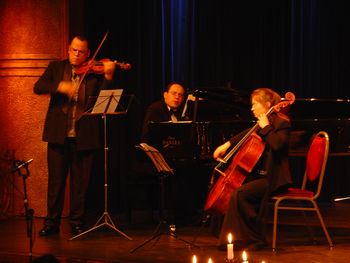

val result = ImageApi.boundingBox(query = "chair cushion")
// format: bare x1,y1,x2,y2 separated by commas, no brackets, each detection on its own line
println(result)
306,136,325,182
286,187,314,197
273,188,314,198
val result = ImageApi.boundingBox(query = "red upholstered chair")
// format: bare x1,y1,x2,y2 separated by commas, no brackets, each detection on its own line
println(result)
271,131,333,251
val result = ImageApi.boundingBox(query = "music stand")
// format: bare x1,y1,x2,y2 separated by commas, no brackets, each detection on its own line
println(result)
70,89,132,241
130,143,199,253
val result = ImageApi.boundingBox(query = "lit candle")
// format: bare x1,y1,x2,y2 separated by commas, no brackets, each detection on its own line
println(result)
227,233,234,260
208,257,213,263
242,250,249,263
192,255,197,263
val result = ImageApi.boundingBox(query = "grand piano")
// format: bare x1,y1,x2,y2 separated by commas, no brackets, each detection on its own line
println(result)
148,88,350,159
147,87,350,201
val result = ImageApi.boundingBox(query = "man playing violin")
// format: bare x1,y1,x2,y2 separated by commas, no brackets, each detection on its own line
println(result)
214,88,292,251
34,35,117,236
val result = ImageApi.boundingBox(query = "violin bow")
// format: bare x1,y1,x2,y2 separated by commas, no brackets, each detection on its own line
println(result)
89,31,109,63
75,31,109,88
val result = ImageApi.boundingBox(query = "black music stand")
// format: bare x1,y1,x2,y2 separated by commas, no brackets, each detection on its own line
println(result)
70,90,132,241
130,143,199,253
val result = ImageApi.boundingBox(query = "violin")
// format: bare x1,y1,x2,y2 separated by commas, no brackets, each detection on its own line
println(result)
74,58,131,75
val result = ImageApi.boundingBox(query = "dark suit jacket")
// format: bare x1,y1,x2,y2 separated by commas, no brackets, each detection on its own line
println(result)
34,59,115,150
140,100,185,142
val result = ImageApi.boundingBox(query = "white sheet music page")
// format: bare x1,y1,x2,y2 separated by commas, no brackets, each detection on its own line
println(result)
91,89,123,113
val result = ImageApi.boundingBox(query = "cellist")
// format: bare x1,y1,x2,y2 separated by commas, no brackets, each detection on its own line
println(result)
215,88,292,251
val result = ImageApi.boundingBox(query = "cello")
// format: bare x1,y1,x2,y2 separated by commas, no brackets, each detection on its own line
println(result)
204,92,295,215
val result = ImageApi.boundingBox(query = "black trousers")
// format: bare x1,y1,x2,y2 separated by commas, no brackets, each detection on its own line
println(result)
45,139,94,227
218,175,269,245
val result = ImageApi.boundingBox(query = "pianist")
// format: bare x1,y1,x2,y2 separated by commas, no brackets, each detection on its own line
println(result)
139,82,198,226
140,82,188,142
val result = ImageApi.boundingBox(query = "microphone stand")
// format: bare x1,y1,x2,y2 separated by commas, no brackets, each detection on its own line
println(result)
14,161,34,263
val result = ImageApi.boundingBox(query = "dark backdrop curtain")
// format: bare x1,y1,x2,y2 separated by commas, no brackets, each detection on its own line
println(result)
81,0,350,102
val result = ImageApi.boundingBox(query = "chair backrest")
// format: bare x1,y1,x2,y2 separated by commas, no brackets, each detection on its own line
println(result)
136,143,174,176
302,131,329,199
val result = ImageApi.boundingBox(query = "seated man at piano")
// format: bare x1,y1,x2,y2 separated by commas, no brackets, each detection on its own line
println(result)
139,82,198,226
213,87,293,251
140,82,189,142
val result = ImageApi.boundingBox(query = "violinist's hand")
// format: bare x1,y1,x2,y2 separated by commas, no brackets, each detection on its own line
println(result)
213,141,231,160
257,113,269,129
103,60,116,80
57,81,75,100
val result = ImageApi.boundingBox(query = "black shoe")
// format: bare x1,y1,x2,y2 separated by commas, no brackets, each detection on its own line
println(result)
39,225,60,236
71,225,84,234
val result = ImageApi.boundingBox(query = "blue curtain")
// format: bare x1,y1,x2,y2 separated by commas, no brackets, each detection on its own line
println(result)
83,0,350,100
160,0,195,90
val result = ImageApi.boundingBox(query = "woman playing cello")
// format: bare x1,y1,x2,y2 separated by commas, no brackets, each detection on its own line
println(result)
215,88,293,251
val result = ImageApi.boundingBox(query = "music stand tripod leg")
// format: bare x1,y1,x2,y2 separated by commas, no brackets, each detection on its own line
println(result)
70,212,133,241
129,173,200,253
190,212,211,245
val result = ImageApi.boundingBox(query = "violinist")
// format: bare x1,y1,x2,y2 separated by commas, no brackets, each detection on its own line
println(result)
34,35,117,236
215,88,292,251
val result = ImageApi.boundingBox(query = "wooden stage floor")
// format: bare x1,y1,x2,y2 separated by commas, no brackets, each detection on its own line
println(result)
0,202,350,263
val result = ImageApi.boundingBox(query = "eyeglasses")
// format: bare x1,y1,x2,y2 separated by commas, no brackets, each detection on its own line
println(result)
69,47,88,56
168,91,184,98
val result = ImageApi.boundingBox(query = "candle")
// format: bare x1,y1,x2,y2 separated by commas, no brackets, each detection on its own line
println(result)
208,257,213,263
242,250,249,263
192,255,197,263
227,233,234,260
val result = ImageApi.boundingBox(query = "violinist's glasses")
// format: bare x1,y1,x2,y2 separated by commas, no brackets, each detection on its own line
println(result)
168,91,184,98
69,46,88,56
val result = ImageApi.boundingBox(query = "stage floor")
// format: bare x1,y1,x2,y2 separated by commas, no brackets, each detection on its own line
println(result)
0,202,349,263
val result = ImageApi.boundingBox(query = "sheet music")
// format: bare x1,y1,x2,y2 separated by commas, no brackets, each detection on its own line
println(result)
91,89,123,113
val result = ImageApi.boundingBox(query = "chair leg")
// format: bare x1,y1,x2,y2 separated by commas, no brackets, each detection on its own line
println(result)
272,200,280,252
312,201,334,249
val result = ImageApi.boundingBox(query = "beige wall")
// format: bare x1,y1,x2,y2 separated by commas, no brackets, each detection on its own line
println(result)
0,0,69,217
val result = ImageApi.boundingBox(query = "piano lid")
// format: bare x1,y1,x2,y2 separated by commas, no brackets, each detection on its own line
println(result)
186,94,350,154
186,86,252,121
287,98,350,120
187,87,350,122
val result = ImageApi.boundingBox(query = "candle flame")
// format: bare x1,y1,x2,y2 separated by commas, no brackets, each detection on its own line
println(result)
242,250,248,260
192,255,197,263
208,257,213,263
227,233,232,243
